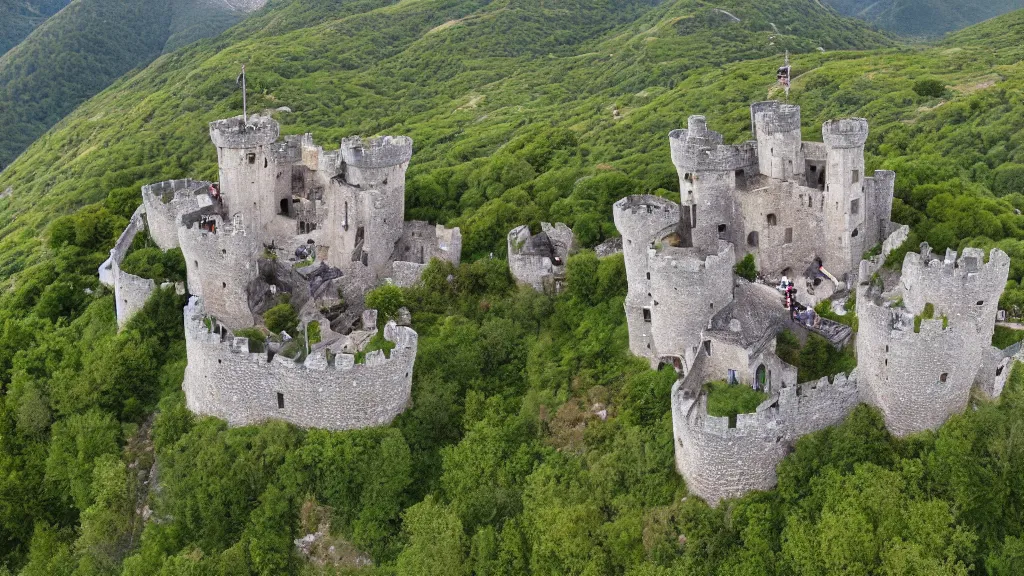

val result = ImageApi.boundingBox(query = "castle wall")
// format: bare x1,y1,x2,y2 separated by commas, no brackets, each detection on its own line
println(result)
614,196,681,360
141,179,210,250
395,220,462,267
672,354,859,505
178,217,259,330
861,170,895,253
107,206,156,329
738,180,825,279
648,241,735,362
181,298,415,430
507,225,552,291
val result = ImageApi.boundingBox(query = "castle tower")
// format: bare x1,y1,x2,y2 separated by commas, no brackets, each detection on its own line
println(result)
208,114,281,240
856,245,1009,436
613,195,680,361
323,136,412,280
750,101,804,182
669,116,755,252
822,118,869,282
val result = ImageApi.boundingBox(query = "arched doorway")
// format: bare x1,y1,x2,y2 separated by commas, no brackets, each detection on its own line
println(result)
755,364,767,391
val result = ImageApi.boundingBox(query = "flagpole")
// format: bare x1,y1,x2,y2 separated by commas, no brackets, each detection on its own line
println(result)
241,64,247,125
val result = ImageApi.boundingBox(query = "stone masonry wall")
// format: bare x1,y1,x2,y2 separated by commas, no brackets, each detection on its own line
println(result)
182,298,416,430
108,206,156,329
857,246,1009,436
614,196,681,361
141,179,211,250
179,217,259,330
672,356,859,505
649,241,735,362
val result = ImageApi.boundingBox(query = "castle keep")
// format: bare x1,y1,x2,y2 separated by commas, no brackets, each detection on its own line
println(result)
101,113,461,430
618,101,1013,505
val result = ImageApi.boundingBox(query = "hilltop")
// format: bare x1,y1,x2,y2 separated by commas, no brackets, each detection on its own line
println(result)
0,0,70,55
0,0,266,171
824,0,1024,36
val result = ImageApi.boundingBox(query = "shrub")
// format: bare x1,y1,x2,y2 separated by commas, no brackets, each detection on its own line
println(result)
704,380,767,418
912,78,945,98
365,284,405,326
264,303,299,335
734,253,757,282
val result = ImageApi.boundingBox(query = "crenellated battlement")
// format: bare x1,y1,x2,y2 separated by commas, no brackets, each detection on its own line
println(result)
900,244,1010,319
669,116,757,173
182,297,417,430
672,363,859,505
340,135,413,169
209,114,280,149
650,239,734,273
750,101,801,136
822,118,869,149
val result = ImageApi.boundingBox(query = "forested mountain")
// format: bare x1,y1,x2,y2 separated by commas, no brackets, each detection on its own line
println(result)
0,0,70,56
823,0,1024,36
3,0,1024,573
0,0,264,172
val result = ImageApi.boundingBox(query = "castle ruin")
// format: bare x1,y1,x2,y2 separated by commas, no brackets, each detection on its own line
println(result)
101,113,461,430
620,101,1014,505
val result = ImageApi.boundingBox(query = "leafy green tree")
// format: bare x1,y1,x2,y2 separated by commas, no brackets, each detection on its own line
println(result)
913,79,945,97
395,496,468,576
365,284,406,326
735,254,757,282
263,303,299,335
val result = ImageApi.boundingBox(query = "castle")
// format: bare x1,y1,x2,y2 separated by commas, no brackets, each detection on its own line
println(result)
617,102,1015,505
100,113,460,431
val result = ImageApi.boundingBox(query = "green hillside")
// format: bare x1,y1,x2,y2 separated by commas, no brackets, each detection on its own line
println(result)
0,0,259,171
5,0,1024,574
824,0,1024,36
0,0,70,56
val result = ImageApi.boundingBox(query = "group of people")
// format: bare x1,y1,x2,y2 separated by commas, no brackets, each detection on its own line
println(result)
778,276,820,328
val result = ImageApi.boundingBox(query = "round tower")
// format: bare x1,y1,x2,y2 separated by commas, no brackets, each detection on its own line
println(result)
334,136,413,279
208,114,281,241
669,116,750,252
613,195,680,361
648,240,735,366
750,101,803,182
856,246,1010,436
822,118,869,281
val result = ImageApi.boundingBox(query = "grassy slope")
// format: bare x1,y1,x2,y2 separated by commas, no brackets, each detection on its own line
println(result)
0,0,70,55
0,0,262,172
0,0,889,279
824,0,1024,36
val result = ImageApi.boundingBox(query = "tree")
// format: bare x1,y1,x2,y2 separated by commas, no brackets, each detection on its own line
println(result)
263,303,299,335
395,496,467,576
912,79,945,98
365,284,405,326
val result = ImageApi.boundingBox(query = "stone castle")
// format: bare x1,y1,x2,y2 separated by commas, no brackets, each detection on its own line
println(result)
100,113,460,430
99,100,1017,504
615,101,1014,505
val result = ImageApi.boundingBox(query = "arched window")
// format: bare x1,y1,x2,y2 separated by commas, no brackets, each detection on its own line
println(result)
747,231,759,247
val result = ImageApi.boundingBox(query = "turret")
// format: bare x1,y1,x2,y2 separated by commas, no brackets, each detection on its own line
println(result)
750,101,803,182
856,245,1009,436
208,114,281,240
822,118,869,281
613,195,680,361
326,136,413,279
669,116,756,252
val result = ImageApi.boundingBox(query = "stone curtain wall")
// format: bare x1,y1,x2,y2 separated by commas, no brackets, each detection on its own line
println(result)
672,360,860,505
182,298,416,430
109,205,156,329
